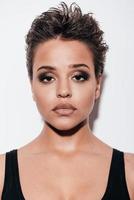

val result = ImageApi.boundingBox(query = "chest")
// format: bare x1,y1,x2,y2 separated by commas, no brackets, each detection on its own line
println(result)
18,153,111,200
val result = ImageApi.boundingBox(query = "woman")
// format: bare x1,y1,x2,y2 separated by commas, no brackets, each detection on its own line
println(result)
0,2,134,199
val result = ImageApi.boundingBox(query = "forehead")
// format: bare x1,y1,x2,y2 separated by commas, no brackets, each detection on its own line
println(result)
33,39,94,71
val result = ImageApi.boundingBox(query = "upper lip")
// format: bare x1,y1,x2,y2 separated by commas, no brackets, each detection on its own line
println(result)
52,103,76,111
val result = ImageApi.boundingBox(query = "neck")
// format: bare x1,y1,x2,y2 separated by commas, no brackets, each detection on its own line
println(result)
35,119,96,154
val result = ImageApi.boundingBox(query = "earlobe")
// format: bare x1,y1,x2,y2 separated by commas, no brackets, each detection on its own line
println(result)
95,75,102,100
95,86,101,100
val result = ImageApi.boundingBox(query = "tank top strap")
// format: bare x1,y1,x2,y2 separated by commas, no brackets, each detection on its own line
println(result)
102,148,130,200
2,150,14,198
1,149,25,200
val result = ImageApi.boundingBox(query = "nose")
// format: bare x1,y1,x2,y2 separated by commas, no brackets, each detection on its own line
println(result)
56,79,72,98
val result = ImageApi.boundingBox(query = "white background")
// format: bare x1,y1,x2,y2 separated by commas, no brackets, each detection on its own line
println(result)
0,0,134,153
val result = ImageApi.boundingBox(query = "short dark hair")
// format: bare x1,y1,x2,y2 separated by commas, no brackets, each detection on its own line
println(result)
25,1,108,81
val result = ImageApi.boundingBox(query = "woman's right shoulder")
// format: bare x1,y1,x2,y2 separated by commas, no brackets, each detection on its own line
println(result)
0,153,6,198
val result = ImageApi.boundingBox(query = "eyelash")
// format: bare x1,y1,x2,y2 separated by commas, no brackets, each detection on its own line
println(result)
37,71,90,84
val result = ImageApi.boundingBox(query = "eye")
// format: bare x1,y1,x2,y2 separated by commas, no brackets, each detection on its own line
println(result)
38,73,54,83
72,71,90,82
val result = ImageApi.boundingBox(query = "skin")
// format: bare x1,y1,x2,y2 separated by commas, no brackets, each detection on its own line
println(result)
30,38,102,153
0,38,134,199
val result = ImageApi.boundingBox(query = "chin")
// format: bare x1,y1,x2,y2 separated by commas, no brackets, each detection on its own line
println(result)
50,120,77,130
44,117,86,136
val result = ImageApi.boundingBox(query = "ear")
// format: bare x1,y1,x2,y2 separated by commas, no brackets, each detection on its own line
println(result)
95,75,103,100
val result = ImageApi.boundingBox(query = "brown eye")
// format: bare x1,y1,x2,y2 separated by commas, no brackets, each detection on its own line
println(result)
38,73,54,83
73,71,90,82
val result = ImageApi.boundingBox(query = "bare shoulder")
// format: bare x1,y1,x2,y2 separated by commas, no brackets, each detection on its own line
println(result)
0,153,6,198
124,152,134,200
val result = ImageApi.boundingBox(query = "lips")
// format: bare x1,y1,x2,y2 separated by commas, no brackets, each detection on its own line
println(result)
53,108,76,115
52,103,76,115
52,103,76,111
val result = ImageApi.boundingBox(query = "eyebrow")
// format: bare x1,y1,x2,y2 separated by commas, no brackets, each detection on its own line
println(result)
37,64,90,72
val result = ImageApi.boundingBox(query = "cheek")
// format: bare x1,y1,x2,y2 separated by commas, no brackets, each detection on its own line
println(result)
74,86,96,114
32,85,55,116
33,83,55,102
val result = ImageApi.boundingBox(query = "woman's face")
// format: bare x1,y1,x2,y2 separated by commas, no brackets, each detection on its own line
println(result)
31,39,102,130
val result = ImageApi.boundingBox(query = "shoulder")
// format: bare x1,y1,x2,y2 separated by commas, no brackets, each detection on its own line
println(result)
124,152,134,200
0,153,6,198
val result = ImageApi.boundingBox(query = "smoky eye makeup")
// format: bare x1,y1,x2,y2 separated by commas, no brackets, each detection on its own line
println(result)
37,72,52,83
37,70,90,84
73,71,90,82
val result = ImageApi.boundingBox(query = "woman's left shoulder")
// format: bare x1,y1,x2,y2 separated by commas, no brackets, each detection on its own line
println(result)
124,151,134,199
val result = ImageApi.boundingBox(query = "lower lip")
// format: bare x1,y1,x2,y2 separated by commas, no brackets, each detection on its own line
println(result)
53,109,76,115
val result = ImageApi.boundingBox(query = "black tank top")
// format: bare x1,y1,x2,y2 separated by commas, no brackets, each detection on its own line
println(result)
1,148,131,200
